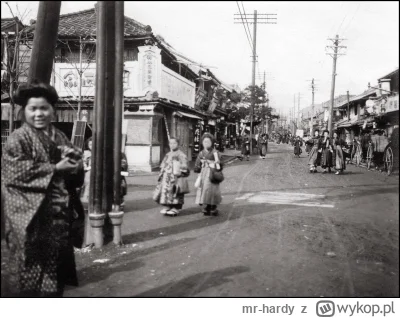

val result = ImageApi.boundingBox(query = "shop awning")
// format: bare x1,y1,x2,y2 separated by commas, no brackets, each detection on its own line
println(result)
336,117,359,128
173,111,203,120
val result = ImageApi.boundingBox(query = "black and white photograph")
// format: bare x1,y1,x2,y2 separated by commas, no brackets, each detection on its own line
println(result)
0,0,399,312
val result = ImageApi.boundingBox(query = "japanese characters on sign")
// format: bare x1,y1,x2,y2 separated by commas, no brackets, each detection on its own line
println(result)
193,121,201,155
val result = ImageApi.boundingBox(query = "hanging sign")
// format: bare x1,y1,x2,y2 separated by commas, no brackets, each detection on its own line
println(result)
193,121,201,155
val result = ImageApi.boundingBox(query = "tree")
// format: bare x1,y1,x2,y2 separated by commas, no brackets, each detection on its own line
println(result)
2,3,32,133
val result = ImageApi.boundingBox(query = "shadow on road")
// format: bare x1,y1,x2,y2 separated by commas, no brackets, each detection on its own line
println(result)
76,237,197,288
121,203,287,245
133,265,249,297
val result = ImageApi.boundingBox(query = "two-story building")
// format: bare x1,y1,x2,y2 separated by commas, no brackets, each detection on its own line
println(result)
3,7,233,172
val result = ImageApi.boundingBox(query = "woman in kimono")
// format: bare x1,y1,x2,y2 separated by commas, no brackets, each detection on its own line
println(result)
194,133,223,216
320,130,334,173
258,133,268,159
294,136,303,158
2,81,84,297
154,137,189,216
240,134,250,161
332,131,346,175
308,129,322,173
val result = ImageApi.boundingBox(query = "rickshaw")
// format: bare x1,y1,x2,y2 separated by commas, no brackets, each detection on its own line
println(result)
367,132,393,176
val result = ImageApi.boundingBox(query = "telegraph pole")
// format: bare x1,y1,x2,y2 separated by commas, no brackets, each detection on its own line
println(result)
326,34,346,137
234,9,277,152
346,90,350,121
28,1,61,84
310,78,315,137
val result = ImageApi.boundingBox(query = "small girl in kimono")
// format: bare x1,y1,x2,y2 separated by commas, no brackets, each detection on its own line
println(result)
194,133,223,216
294,136,303,158
321,130,334,173
308,129,322,173
154,137,189,216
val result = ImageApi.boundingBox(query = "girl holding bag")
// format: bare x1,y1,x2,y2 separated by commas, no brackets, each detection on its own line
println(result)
153,137,189,216
194,133,223,216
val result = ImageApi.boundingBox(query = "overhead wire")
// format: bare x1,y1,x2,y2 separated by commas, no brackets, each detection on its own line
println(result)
236,1,253,52
241,1,253,44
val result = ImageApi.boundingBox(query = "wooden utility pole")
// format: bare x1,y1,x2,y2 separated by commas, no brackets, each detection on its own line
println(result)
346,90,350,121
297,92,301,129
109,1,125,246
77,37,83,120
28,1,61,84
310,78,315,137
90,1,117,248
326,34,346,137
250,10,257,152
234,9,277,152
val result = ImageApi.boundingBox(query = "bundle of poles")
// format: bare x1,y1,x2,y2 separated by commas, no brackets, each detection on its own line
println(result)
27,1,125,248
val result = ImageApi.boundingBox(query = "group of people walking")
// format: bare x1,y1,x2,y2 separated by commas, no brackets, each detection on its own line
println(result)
153,133,224,217
306,129,346,175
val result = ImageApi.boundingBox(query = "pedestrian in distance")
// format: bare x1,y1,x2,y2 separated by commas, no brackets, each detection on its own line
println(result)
194,133,223,216
153,137,190,217
294,136,303,158
1,80,84,297
332,131,346,175
321,130,334,173
240,134,250,161
258,133,268,159
308,129,322,173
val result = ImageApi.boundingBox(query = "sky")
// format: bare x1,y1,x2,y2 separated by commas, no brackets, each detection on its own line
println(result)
1,1,399,115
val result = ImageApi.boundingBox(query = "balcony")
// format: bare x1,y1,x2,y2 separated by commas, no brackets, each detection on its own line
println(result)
53,45,196,108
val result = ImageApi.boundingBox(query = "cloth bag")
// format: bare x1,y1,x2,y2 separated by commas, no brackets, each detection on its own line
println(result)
175,176,190,194
209,168,224,184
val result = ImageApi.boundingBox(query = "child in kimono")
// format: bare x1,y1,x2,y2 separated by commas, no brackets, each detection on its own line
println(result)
294,136,303,157
308,129,322,173
154,137,189,216
194,133,223,216
321,130,334,173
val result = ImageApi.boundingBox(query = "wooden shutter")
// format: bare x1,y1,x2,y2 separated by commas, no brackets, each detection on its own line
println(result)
71,120,87,150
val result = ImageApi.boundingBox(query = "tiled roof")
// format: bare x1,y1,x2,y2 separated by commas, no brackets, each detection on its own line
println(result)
1,17,24,32
378,68,399,81
23,8,150,37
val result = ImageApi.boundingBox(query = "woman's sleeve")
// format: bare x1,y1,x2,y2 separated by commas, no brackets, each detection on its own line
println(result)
194,153,202,173
1,133,55,193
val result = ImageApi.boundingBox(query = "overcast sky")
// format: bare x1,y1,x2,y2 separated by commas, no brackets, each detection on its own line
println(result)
2,1,399,114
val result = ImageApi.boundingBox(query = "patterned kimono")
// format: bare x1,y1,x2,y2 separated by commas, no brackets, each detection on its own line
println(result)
332,138,346,172
1,123,84,296
194,148,222,206
154,149,189,208
241,137,250,156
308,136,322,168
258,136,268,156
294,139,303,156
321,137,334,169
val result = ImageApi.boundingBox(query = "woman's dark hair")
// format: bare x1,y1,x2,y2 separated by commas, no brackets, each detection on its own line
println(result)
169,137,180,145
84,137,93,150
322,129,329,135
201,132,215,147
314,129,320,134
14,80,59,108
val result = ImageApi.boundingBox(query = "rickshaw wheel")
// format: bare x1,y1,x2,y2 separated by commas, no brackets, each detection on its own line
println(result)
385,147,393,176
